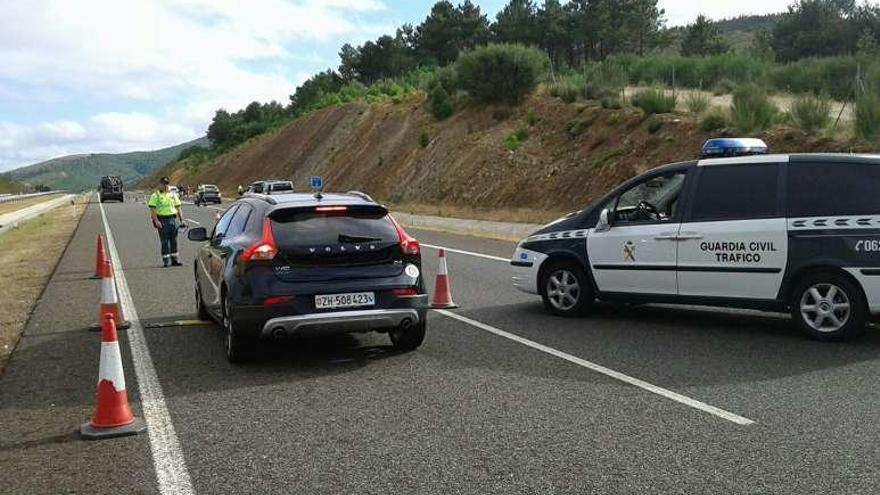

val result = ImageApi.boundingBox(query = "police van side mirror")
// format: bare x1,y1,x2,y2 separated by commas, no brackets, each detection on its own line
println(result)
187,227,208,242
595,208,611,232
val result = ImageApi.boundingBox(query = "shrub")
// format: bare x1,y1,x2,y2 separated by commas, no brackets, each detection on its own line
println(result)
600,96,622,109
419,131,430,148
504,127,530,151
526,109,538,126
429,85,454,120
566,116,595,136
646,116,663,133
455,44,549,104
631,87,677,114
855,90,880,140
700,107,729,131
685,92,710,114
791,94,832,133
547,79,580,102
608,112,621,125
712,78,736,95
729,84,778,132
426,65,457,94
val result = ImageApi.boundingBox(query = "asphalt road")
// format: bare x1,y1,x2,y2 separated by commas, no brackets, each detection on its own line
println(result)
3,195,880,494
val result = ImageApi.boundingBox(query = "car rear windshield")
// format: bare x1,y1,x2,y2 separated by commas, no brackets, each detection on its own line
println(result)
203,185,218,191
269,206,398,246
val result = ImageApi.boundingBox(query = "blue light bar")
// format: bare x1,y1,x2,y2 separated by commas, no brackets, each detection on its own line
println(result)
700,138,768,158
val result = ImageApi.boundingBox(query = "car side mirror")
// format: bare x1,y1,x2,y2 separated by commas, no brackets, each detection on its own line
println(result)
187,227,208,242
595,208,612,232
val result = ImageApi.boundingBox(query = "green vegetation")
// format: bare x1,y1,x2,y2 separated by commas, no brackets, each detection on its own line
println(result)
455,44,549,104
856,90,880,140
685,92,710,114
730,84,778,132
419,131,431,148
791,94,832,133
0,176,25,194
646,115,664,133
429,85,455,120
566,115,595,137
681,15,730,56
504,127,530,151
631,87,677,114
547,77,581,103
700,107,730,131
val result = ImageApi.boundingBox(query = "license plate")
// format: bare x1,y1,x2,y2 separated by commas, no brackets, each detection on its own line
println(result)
315,292,375,309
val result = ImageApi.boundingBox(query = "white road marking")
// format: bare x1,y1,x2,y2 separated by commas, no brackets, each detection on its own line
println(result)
98,201,195,495
421,243,509,262
435,309,755,426
183,218,200,226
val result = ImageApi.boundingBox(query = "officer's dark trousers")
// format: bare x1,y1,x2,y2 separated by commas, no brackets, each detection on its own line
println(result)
157,217,179,262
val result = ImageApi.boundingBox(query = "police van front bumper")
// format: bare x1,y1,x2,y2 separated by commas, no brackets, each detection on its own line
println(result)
511,246,546,295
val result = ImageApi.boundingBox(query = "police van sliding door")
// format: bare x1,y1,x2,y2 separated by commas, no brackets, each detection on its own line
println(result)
676,162,787,300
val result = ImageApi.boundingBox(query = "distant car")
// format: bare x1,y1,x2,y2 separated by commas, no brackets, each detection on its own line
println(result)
195,184,222,206
187,191,427,362
247,180,293,195
99,176,124,203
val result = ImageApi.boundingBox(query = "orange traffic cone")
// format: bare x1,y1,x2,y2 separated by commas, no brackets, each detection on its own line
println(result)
80,313,147,439
91,235,106,279
430,248,458,309
94,259,130,330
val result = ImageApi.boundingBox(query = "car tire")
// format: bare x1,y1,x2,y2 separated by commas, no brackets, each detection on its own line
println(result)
540,260,594,317
790,271,867,341
389,321,426,351
195,279,210,321
222,294,257,363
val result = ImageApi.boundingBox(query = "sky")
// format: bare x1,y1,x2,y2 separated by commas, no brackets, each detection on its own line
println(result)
0,0,792,172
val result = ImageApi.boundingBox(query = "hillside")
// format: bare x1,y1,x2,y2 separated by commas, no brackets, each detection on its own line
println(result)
5,137,209,191
0,176,26,194
149,94,871,221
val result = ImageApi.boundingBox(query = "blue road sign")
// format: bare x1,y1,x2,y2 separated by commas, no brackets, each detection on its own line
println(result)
310,176,323,191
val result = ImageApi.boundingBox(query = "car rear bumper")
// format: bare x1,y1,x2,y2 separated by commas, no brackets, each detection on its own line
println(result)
261,308,421,338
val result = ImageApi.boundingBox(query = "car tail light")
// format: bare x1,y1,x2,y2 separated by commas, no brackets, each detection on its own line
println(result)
390,215,420,255
263,295,294,307
241,217,278,262
392,288,419,297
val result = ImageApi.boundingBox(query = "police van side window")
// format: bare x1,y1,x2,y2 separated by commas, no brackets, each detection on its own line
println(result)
613,171,687,224
788,162,880,217
689,164,779,221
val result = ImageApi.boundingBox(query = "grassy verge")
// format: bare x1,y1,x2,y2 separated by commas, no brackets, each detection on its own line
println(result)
0,195,87,374
0,193,64,216
387,201,566,225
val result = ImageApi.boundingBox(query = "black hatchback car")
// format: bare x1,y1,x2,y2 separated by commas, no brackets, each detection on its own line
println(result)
187,192,428,362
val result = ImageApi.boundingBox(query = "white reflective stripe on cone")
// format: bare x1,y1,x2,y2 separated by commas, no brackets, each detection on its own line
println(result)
438,255,448,276
98,341,126,391
101,277,118,304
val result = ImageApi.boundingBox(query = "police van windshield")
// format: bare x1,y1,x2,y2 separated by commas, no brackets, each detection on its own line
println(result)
614,172,686,222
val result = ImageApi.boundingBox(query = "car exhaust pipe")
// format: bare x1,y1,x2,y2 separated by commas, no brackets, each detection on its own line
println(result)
271,327,285,339
399,318,412,329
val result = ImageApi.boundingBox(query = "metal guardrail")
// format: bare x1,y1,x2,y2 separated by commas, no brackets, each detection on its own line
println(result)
0,190,63,205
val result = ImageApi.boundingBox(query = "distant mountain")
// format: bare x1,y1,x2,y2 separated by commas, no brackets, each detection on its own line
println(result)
4,137,210,191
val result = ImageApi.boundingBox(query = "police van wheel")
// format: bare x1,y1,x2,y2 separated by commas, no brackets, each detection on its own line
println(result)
222,295,256,363
540,261,593,317
790,272,867,341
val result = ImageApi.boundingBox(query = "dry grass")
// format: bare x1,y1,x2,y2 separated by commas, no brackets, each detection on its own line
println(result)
387,201,566,225
0,193,64,216
0,195,87,373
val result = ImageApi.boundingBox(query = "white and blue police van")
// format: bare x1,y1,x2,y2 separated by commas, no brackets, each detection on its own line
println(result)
511,138,880,341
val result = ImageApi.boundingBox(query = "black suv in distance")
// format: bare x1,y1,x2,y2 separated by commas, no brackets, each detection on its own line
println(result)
187,192,428,362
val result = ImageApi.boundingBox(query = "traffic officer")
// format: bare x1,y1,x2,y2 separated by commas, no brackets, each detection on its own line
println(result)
148,176,186,267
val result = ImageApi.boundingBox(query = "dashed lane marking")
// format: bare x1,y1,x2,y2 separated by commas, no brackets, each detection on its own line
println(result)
98,201,195,495
421,243,509,262
435,309,756,426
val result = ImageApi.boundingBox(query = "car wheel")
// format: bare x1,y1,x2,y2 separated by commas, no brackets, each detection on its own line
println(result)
389,321,426,351
790,271,867,341
540,260,594,317
222,294,256,363
195,279,210,321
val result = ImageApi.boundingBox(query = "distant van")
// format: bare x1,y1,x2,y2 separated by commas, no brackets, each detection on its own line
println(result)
99,176,124,203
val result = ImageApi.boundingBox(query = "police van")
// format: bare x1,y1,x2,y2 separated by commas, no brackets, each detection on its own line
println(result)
511,138,880,341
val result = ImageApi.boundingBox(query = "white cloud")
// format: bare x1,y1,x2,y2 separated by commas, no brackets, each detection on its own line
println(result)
0,0,389,171
661,0,791,26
